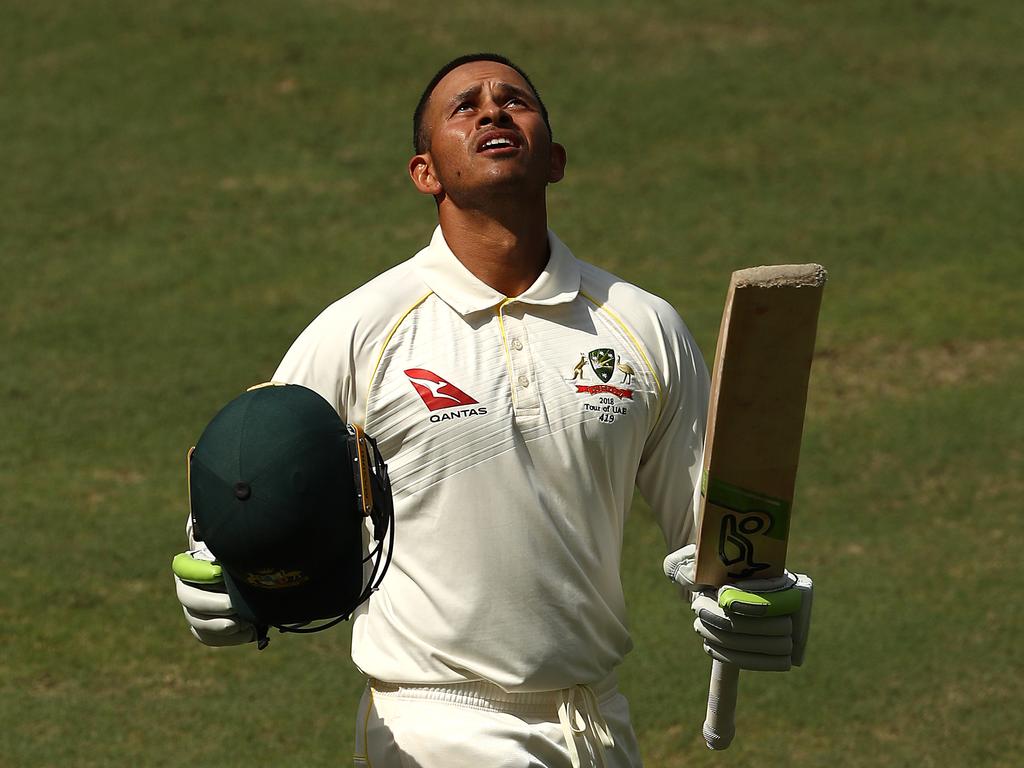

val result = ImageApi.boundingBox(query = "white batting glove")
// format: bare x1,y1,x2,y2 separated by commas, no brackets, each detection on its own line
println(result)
664,544,813,672
173,545,256,647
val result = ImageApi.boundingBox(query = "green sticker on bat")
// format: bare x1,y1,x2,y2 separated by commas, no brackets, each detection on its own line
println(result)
702,472,792,542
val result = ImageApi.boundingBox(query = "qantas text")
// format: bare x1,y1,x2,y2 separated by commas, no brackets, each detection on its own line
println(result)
429,406,488,423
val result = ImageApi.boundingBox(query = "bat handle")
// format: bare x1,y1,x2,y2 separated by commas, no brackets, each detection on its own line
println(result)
703,660,739,750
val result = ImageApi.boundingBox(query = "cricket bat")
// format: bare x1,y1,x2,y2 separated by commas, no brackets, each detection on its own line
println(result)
694,263,827,750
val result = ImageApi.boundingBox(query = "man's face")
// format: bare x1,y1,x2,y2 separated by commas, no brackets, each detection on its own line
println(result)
411,61,565,201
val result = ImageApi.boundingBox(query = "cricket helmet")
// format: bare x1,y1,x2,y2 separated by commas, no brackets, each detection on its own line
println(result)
187,383,393,640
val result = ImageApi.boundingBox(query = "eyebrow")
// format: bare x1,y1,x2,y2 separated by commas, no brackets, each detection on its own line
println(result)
444,82,536,113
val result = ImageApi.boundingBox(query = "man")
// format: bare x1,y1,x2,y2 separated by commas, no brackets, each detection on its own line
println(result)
175,54,810,767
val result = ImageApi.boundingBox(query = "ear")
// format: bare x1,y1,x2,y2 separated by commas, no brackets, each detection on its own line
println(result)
409,153,443,196
548,142,567,184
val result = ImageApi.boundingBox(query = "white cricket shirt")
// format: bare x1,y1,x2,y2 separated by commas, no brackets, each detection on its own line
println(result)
273,227,709,693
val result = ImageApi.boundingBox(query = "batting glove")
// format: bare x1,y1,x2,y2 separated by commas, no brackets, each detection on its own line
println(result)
663,544,813,672
173,546,256,647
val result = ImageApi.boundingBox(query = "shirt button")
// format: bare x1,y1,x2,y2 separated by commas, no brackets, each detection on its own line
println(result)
518,375,530,388
511,338,523,351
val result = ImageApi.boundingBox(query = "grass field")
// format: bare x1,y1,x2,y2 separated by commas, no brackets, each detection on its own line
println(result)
2,1,1022,766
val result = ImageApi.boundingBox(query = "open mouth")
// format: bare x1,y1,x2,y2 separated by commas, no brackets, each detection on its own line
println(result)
477,132,521,154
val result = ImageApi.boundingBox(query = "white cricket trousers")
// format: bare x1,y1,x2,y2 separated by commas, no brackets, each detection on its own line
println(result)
352,676,644,768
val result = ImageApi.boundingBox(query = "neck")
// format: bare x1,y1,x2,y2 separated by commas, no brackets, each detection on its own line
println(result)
437,195,550,298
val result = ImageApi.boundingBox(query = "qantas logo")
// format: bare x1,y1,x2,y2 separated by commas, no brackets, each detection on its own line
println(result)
404,369,479,412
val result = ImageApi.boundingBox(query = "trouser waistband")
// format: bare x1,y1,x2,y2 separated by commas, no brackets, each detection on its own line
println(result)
368,673,617,717
368,675,618,768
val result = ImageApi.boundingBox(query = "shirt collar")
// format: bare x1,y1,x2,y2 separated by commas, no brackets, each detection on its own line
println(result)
414,225,581,316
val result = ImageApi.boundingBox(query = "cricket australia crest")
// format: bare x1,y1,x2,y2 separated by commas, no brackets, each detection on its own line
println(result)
588,348,616,383
568,347,637,405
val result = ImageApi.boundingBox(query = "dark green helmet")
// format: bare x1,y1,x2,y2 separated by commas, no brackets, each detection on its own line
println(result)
187,383,393,643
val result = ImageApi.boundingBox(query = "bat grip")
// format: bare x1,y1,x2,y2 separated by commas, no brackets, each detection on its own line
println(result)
703,660,739,750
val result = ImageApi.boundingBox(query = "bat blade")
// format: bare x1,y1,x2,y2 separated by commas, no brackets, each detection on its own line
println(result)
694,263,827,750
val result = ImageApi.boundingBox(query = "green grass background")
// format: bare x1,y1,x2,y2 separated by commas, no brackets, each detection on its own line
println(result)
3,1,1022,765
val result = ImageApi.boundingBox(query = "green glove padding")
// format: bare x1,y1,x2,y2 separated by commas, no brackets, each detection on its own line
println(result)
718,585,803,617
172,552,223,585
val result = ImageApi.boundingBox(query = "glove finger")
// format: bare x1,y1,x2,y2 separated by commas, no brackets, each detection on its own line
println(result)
693,617,793,654
692,595,792,636
663,544,698,589
791,574,814,667
189,625,256,647
704,643,793,672
175,576,235,615
732,571,798,593
697,608,793,637
182,606,252,636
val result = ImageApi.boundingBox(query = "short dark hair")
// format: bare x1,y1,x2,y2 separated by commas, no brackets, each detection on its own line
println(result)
412,53,551,154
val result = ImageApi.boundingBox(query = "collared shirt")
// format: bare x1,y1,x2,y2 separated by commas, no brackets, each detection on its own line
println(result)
273,226,709,692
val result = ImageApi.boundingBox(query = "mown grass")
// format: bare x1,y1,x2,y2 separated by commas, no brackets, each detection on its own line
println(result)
2,1,1021,765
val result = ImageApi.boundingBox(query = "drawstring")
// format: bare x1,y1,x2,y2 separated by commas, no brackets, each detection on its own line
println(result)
557,685,615,768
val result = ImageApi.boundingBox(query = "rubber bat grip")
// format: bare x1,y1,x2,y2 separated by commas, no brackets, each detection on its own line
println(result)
703,660,739,750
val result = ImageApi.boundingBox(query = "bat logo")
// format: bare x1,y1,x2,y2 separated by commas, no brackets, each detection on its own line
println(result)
718,510,773,579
